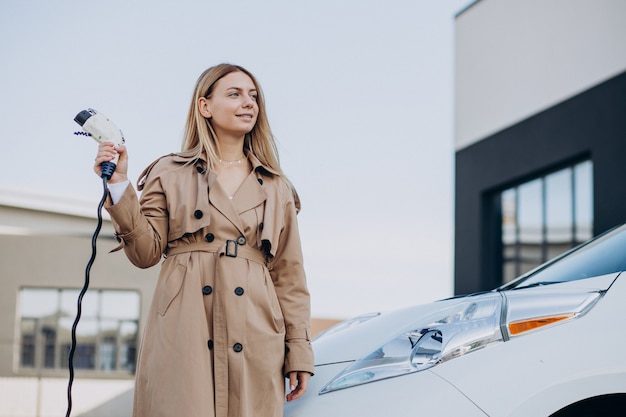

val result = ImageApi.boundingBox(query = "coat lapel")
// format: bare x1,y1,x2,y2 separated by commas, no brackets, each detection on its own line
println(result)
232,173,267,215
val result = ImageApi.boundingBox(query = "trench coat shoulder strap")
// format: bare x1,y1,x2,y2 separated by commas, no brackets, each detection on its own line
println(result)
291,185,301,214
250,153,301,213
136,153,197,191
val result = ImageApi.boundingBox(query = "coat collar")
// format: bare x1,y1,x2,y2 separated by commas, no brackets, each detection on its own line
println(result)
200,152,273,237
167,151,279,176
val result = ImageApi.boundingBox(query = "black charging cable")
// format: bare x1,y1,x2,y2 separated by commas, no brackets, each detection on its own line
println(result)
65,173,111,417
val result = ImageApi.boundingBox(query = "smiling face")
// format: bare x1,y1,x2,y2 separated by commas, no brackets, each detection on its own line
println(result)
199,70,259,141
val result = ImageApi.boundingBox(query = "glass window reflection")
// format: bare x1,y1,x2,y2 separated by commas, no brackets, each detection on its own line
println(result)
546,169,573,259
517,179,543,276
499,160,593,284
18,288,140,374
574,161,593,242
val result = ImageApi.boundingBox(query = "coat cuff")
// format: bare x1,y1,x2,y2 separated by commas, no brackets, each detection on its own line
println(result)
284,328,314,376
105,184,141,252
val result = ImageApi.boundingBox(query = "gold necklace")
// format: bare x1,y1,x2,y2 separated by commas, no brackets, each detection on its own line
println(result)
219,154,246,165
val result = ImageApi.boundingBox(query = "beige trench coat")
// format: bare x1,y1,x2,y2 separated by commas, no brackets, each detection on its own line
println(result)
105,152,314,417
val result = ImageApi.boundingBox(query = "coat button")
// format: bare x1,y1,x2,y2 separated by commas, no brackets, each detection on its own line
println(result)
257,178,263,185
208,340,214,350
202,285,213,295
233,343,243,352
205,233,215,242
234,287,244,296
258,222,264,231
236,236,246,245
194,210,203,219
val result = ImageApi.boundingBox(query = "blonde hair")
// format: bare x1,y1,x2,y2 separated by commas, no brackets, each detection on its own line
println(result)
180,63,285,178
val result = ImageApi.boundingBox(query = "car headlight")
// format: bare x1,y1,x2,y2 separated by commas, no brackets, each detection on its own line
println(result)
319,294,504,394
319,286,604,395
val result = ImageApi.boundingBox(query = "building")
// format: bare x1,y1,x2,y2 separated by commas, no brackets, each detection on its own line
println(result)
454,0,626,295
0,186,158,416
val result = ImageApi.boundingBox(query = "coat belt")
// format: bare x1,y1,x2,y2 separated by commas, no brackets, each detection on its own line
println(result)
165,241,266,265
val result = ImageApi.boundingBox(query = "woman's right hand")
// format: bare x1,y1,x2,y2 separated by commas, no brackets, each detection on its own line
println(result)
94,142,129,184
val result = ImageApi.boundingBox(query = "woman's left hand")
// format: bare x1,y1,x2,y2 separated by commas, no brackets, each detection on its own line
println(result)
286,371,311,402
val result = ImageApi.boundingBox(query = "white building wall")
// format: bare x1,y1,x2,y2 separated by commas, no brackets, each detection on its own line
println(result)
455,0,626,150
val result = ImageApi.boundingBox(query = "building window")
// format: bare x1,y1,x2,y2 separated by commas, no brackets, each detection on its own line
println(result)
19,288,139,373
500,160,593,283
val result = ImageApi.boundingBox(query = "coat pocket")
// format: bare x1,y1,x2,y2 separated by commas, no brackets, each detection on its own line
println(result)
264,268,285,334
157,261,187,316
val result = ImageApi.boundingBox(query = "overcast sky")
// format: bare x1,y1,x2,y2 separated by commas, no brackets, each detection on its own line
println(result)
1,0,470,319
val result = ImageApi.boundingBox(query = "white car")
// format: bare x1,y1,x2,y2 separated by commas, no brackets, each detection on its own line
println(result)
286,224,626,416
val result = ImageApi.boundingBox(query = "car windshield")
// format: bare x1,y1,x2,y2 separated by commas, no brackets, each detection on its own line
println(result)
501,223,626,290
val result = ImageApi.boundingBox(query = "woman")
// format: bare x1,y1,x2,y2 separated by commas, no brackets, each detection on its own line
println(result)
94,63,314,417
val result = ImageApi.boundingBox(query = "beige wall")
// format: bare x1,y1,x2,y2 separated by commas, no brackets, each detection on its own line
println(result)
0,233,157,377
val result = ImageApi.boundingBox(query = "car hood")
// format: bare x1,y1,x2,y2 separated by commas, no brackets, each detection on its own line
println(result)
312,273,619,366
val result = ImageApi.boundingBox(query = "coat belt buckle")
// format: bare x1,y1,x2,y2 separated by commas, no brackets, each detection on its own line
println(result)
225,240,238,257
